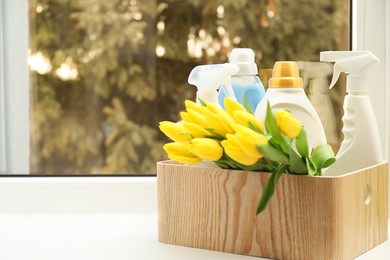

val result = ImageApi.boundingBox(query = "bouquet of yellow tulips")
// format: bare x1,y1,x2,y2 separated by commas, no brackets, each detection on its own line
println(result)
159,98,335,215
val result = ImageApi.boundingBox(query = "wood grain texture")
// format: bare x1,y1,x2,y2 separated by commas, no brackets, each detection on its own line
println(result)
157,161,388,260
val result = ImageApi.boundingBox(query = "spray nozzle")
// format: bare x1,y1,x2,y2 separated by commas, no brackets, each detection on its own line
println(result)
320,51,380,90
188,63,239,101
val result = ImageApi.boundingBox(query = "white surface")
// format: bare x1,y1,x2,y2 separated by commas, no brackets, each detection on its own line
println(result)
0,177,389,260
0,214,388,260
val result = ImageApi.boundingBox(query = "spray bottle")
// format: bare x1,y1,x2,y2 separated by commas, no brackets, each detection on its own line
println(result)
320,51,382,176
254,61,327,151
218,48,265,112
188,63,239,105
297,61,338,148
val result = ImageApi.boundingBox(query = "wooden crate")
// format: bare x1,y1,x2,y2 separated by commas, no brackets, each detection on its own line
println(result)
157,160,388,260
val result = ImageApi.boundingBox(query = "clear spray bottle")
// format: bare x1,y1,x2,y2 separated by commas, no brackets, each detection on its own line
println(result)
297,61,338,148
188,63,239,105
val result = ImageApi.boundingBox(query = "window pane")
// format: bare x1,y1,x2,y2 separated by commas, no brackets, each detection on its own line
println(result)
28,0,350,175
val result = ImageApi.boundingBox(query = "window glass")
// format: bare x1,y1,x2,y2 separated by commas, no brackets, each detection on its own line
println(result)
28,0,350,174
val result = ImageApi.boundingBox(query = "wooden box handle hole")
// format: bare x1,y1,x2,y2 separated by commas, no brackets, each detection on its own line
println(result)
364,183,372,205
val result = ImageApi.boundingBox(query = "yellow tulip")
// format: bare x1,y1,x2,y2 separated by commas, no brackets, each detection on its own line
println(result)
184,100,204,114
233,110,264,132
163,142,201,164
180,109,208,128
159,121,192,142
221,124,268,165
190,138,223,161
203,103,235,137
224,97,246,117
232,124,268,156
183,122,210,138
276,110,302,138
222,139,253,165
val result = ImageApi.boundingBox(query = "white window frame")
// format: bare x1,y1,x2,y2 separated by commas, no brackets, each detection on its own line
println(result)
0,0,29,174
0,0,388,211
352,0,390,161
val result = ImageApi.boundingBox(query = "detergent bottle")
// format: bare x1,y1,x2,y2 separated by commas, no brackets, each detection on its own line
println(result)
255,61,327,151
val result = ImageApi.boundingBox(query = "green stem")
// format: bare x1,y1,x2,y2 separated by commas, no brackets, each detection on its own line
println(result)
256,164,287,215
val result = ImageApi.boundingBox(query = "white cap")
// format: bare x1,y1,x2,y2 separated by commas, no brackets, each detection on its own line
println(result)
229,48,258,75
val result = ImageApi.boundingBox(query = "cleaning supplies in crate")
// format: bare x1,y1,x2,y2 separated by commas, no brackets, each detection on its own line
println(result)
320,51,383,176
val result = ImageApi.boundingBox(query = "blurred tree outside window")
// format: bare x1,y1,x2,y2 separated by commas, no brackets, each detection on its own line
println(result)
28,0,350,175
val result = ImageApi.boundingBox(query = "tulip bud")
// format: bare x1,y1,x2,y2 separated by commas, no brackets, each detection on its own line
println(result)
163,142,201,164
180,109,208,128
159,121,192,142
183,122,211,138
203,103,235,137
221,124,268,166
276,110,302,138
190,138,223,161
224,97,246,117
184,100,204,114
233,110,264,132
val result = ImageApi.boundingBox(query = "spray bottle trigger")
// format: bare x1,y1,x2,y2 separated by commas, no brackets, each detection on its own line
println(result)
329,63,343,89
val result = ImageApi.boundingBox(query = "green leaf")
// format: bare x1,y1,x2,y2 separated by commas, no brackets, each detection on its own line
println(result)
237,161,273,172
243,95,253,114
221,154,274,172
217,156,241,169
289,147,307,174
204,128,225,141
250,160,275,172
258,144,289,165
296,128,309,158
264,102,289,154
256,164,287,215
198,98,207,107
305,157,317,176
214,161,230,169
225,161,241,170
248,121,263,134
311,144,336,175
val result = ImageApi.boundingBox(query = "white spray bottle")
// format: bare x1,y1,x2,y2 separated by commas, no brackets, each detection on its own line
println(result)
320,51,382,176
188,63,239,105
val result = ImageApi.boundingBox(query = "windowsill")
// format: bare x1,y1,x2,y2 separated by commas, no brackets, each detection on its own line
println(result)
0,177,389,260
0,176,157,214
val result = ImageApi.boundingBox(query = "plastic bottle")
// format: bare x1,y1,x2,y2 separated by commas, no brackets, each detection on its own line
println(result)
320,51,382,176
188,63,239,105
297,61,338,148
218,48,265,112
254,61,327,151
